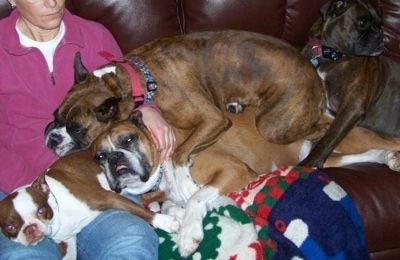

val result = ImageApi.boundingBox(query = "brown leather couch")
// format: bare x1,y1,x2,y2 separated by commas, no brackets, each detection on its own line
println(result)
1,0,399,258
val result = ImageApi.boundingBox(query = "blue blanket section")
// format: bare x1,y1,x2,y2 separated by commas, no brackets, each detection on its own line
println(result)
268,169,368,259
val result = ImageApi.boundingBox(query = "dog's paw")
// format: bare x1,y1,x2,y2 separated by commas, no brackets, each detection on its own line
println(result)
152,213,180,233
384,151,400,171
177,221,204,257
161,203,185,224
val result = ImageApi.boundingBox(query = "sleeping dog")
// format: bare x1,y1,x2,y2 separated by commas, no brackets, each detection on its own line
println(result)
91,108,400,257
45,30,326,165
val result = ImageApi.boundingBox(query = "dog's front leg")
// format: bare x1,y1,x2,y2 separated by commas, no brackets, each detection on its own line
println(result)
299,114,359,168
59,236,77,260
177,186,220,257
300,109,364,167
98,191,180,233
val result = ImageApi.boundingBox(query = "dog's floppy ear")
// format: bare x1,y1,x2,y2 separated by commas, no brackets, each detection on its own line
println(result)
129,111,147,129
95,97,122,122
321,0,349,20
31,174,50,197
73,52,90,84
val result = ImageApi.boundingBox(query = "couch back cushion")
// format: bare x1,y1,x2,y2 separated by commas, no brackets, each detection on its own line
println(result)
0,0,399,61
180,0,325,49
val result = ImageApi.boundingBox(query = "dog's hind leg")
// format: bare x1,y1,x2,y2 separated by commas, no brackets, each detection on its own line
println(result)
254,83,325,145
172,111,232,166
325,149,400,171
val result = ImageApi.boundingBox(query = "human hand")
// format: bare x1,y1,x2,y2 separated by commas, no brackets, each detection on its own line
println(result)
139,105,175,162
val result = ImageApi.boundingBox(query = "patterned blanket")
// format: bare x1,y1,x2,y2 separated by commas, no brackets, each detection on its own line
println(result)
156,166,368,259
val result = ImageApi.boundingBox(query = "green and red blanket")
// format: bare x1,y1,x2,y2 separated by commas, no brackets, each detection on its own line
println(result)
156,166,368,259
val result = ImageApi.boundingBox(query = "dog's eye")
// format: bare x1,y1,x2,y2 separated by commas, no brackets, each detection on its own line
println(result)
123,135,137,146
95,152,106,162
5,224,14,232
37,207,46,217
357,17,371,29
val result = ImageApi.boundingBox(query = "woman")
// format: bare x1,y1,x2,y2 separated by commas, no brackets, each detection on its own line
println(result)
0,0,175,259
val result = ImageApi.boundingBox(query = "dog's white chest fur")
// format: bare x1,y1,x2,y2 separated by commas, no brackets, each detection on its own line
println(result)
159,162,202,207
40,176,102,242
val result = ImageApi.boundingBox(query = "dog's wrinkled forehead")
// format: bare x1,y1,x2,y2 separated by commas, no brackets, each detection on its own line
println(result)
322,0,380,21
94,122,142,150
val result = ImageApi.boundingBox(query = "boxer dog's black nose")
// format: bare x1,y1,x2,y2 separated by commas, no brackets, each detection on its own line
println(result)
108,151,123,164
48,133,63,150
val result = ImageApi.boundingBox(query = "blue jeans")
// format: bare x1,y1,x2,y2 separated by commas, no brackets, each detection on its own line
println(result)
0,192,158,260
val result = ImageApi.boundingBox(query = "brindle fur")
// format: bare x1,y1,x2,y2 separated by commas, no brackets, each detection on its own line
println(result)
300,0,400,167
55,30,326,166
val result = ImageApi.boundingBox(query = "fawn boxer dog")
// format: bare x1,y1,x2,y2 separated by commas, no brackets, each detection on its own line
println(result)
300,0,400,167
45,30,326,166
91,106,400,257
91,108,308,257
0,150,179,259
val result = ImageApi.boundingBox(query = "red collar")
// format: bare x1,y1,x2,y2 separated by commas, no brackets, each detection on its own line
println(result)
98,51,144,104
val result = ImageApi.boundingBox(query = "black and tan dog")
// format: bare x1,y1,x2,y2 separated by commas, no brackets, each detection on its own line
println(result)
45,30,326,166
300,0,400,167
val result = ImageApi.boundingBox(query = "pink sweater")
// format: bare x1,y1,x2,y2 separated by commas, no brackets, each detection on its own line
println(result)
0,9,122,193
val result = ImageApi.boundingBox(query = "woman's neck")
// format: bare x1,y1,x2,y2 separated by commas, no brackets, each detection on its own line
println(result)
17,18,60,42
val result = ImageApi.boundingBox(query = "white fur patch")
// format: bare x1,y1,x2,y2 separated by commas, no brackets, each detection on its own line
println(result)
124,165,163,195
93,66,117,78
178,186,220,257
39,176,102,243
97,172,112,191
299,140,312,162
45,126,75,157
317,69,327,80
338,149,386,165
152,213,180,233
160,162,201,206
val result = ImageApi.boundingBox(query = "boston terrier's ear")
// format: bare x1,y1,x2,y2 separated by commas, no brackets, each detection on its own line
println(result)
95,97,122,122
31,173,50,197
73,52,90,84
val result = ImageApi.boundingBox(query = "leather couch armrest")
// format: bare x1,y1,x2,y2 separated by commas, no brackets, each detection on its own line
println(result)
325,164,400,255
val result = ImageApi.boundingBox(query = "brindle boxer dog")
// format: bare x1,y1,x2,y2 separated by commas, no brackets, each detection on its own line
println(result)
91,107,400,257
300,0,400,167
45,30,326,167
